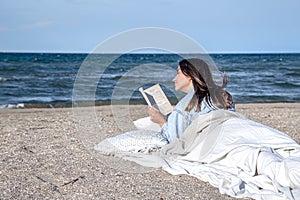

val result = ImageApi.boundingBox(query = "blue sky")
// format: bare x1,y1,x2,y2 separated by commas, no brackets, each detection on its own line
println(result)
0,0,299,53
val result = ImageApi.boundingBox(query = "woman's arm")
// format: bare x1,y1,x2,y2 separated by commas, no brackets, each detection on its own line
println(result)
148,105,188,143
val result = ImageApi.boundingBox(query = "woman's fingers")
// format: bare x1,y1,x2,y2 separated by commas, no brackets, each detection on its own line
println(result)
148,106,160,120
147,106,166,126
148,106,158,114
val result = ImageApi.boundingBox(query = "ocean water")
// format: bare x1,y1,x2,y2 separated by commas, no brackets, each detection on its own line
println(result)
0,53,299,108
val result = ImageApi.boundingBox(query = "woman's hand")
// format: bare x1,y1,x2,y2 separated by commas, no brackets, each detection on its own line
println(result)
148,106,166,127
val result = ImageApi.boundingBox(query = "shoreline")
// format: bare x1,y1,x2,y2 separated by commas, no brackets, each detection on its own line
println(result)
1,103,299,199
1,101,299,109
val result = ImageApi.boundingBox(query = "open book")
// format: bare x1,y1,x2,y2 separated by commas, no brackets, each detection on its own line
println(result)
139,84,173,116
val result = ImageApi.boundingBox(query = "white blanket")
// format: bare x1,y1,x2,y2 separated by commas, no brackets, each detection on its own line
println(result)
95,110,300,200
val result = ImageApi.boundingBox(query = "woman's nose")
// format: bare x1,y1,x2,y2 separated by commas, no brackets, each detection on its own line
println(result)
172,76,176,82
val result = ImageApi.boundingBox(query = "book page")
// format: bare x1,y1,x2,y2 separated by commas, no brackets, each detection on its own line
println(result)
140,84,173,115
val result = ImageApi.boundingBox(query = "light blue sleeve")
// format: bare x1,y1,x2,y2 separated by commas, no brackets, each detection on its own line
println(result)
160,108,190,143
159,88,194,143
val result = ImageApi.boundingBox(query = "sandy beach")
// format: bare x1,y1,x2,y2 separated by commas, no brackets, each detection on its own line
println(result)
1,103,299,199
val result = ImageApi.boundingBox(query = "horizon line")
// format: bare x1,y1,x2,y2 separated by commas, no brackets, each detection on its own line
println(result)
1,50,300,54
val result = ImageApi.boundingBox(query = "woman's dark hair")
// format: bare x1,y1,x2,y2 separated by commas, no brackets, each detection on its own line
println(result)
178,58,233,112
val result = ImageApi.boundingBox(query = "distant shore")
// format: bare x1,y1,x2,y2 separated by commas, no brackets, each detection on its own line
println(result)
0,103,299,199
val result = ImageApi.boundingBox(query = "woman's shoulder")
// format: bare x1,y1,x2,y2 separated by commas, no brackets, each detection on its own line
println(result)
201,98,217,111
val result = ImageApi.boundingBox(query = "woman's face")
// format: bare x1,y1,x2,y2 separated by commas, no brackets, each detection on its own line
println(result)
173,66,193,93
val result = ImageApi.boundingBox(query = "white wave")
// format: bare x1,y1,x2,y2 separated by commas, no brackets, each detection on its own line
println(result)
0,77,8,82
0,103,25,109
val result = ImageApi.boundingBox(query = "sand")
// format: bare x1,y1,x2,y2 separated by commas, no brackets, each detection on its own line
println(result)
0,103,299,199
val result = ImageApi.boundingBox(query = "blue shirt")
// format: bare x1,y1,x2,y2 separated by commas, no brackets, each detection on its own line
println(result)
161,88,234,143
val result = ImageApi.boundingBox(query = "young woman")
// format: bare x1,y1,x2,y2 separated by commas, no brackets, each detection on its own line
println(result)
148,58,235,143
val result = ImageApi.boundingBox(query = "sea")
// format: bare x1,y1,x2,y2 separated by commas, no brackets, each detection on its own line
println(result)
0,53,299,109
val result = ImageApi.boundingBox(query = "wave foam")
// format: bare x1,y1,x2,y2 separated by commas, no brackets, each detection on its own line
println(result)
0,77,8,82
0,103,25,109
